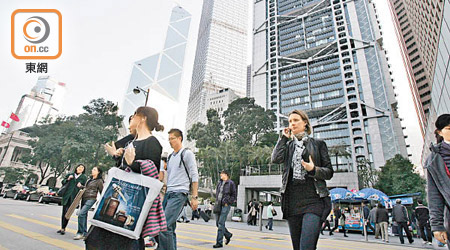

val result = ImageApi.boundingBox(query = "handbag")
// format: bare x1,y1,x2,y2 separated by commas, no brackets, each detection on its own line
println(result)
57,179,71,197
272,208,277,216
90,167,162,240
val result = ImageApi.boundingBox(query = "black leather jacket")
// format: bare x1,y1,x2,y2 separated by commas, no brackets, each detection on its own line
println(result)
271,136,333,197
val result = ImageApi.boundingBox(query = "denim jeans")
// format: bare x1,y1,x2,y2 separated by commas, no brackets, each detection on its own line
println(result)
158,191,188,250
267,218,273,230
77,199,95,236
215,205,232,245
287,213,321,250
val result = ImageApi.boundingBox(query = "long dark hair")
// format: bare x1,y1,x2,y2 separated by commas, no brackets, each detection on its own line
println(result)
134,106,164,132
92,166,103,180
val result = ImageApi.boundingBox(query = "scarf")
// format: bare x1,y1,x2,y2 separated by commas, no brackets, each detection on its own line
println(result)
291,132,309,184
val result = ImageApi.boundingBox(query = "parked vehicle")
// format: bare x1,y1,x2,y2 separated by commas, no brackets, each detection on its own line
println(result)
3,184,30,200
26,186,61,205
0,183,15,197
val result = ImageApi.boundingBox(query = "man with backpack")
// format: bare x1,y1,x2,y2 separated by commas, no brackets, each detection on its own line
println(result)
158,129,199,250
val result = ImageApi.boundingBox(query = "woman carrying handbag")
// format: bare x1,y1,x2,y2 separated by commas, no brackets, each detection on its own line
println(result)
57,164,87,235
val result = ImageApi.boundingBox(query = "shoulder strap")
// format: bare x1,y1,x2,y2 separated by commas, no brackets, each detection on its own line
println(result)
180,149,191,182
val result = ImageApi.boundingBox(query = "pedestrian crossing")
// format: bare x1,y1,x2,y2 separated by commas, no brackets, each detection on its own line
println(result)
0,208,421,250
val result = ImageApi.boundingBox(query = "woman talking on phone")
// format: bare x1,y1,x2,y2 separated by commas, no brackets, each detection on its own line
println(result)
272,110,333,250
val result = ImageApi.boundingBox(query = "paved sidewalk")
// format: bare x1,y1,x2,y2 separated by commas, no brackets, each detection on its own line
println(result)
186,218,440,249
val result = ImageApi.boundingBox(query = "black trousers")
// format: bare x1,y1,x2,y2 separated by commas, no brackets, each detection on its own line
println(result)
397,222,414,243
331,218,339,232
61,197,74,229
321,220,331,232
418,222,432,242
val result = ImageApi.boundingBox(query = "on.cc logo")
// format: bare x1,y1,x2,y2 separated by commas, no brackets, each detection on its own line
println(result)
23,16,50,44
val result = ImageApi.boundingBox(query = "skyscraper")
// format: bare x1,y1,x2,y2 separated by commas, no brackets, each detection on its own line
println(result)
8,76,66,132
252,0,408,185
121,6,191,129
422,0,450,161
185,0,248,132
388,0,444,137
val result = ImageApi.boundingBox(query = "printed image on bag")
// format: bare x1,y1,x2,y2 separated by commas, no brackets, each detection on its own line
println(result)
94,178,148,231
90,168,162,239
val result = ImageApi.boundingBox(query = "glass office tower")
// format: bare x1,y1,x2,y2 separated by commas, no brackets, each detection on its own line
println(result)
252,0,408,176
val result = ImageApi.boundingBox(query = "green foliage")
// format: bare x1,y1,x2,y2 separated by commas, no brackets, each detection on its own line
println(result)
187,109,222,148
357,158,378,189
187,98,278,187
223,98,276,147
374,154,426,199
0,167,34,184
23,98,123,183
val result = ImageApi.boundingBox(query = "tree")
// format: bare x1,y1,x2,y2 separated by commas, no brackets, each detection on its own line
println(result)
357,158,378,189
23,98,123,183
187,109,222,148
375,154,426,198
329,143,351,172
222,98,276,147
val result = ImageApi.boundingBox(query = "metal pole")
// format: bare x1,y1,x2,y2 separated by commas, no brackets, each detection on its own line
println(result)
259,204,263,231
363,202,368,241
144,88,150,106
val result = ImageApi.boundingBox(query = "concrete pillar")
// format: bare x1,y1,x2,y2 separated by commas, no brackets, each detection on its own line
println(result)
0,145,15,167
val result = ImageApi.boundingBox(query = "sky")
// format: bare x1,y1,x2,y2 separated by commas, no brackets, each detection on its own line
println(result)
0,0,423,168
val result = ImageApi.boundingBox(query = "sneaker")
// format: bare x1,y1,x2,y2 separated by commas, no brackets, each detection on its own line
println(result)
56,229,65,235
73,234,84,240
225,233,232,245
213,243,223,248
427,242,433,245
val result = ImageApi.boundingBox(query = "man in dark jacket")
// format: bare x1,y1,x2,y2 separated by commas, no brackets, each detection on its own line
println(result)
415,199,433,244
392,199,414,244
213,170,236,248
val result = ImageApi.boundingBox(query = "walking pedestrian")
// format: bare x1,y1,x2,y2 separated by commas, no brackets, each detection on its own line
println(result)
320,215,332,235
392,199,414,244
158,128,199,250
415,199,433,245
272,109,334,250
330,206,341,236
376,203,389,243
425,114,450,249
340,210,348,237
248,199,258,226
362,203,376,236
57,164,87,236
159,153,168,202
85,106,166,249
265,201,275,231
213,170,236,248
369,204,380,238
74,166,103,240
